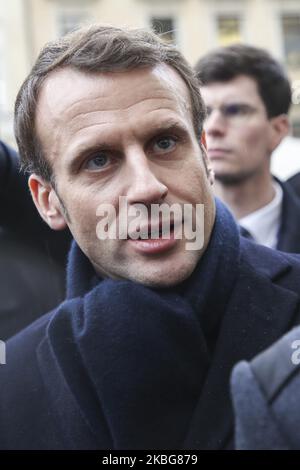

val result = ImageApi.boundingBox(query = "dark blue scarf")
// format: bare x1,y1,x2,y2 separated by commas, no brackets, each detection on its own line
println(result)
49,199,240,449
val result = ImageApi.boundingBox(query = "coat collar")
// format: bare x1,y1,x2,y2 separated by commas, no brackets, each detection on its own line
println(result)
276,178,300,253
183,242,300,449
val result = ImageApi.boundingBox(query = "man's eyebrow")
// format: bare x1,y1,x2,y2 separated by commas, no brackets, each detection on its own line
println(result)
137,120,190,144
210,101,254,107
145,119,189,135
223,101,255,106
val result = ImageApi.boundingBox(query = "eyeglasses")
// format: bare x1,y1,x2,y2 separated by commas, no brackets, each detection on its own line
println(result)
205,103,258,121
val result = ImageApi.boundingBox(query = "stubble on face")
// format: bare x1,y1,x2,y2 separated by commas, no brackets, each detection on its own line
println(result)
215,167,259,186
201,75,274,188
35,65,216,287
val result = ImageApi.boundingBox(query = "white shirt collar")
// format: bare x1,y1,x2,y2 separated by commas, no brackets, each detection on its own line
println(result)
239,181,283,249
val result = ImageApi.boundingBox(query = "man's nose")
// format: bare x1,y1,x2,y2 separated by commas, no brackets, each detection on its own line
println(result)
125,150,168,205
204,109,227,137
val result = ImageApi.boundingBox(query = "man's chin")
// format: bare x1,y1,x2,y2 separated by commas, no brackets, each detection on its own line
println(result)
215,171,251,186
126,258,199,289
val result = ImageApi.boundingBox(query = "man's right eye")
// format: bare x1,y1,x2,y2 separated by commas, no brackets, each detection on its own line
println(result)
84,153,110,171
223,104,243,117
223,103,256,117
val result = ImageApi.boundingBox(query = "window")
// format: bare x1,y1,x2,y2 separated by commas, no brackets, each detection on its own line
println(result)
217,16,241,46
0,27,6,113
291,119,300,138
150,17,175,43
57,9,91,37
282,15,300,68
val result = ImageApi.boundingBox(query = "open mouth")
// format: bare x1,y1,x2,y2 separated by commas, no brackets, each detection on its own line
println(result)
125,219,181,255
127,220,176,240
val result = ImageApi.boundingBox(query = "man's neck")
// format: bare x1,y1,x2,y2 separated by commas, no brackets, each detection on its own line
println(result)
214,172,275,220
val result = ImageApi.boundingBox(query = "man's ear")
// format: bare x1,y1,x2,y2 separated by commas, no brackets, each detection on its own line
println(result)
200,131,214,185
201,131,207,150
268,114,290,152
29,174,67,230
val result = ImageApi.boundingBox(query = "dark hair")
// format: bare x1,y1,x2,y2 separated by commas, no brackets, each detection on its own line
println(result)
194,44,291,118
15,24,205,181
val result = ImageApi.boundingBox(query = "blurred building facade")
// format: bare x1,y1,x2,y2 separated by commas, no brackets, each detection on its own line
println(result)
1,0,300,147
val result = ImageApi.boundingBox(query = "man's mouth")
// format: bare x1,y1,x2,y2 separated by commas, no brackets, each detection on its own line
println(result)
127,220,176,240
126,220,179,255
207,148,231,158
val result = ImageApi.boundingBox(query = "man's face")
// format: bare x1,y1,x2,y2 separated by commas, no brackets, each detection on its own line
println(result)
201,75,285,185
33,64,215,287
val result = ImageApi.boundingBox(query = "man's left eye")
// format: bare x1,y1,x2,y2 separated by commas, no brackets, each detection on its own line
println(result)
153,137,177,153
224,104,242,116
85,153,110,171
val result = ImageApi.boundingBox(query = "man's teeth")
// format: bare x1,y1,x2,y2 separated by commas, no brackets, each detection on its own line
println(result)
133,224,174,239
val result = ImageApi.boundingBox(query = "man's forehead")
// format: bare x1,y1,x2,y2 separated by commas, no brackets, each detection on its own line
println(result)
201,75,261,104
36,64,191,119
35,63,193,166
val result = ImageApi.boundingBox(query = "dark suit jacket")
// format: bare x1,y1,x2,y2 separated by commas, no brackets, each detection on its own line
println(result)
287,171,300,199
0,140,71,266
231,326,300,449
0,236,300,449
0,229,66,339
277,178,300,253
0,141,71,339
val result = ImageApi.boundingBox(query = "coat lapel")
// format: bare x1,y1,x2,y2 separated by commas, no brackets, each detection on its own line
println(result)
277,180,300,253
183,256,300,449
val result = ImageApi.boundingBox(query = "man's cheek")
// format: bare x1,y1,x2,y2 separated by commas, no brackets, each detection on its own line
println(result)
71,207,99,239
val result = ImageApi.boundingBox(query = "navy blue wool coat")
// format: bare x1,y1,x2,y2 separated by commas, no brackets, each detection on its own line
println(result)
0,201,300,449
231,325,300,449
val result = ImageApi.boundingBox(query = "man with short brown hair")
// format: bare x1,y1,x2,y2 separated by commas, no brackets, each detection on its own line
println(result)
195,44,300,253
0,25,300,450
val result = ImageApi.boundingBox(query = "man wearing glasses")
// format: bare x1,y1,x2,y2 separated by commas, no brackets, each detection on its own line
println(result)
195,45,300,253
2,27,300,451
